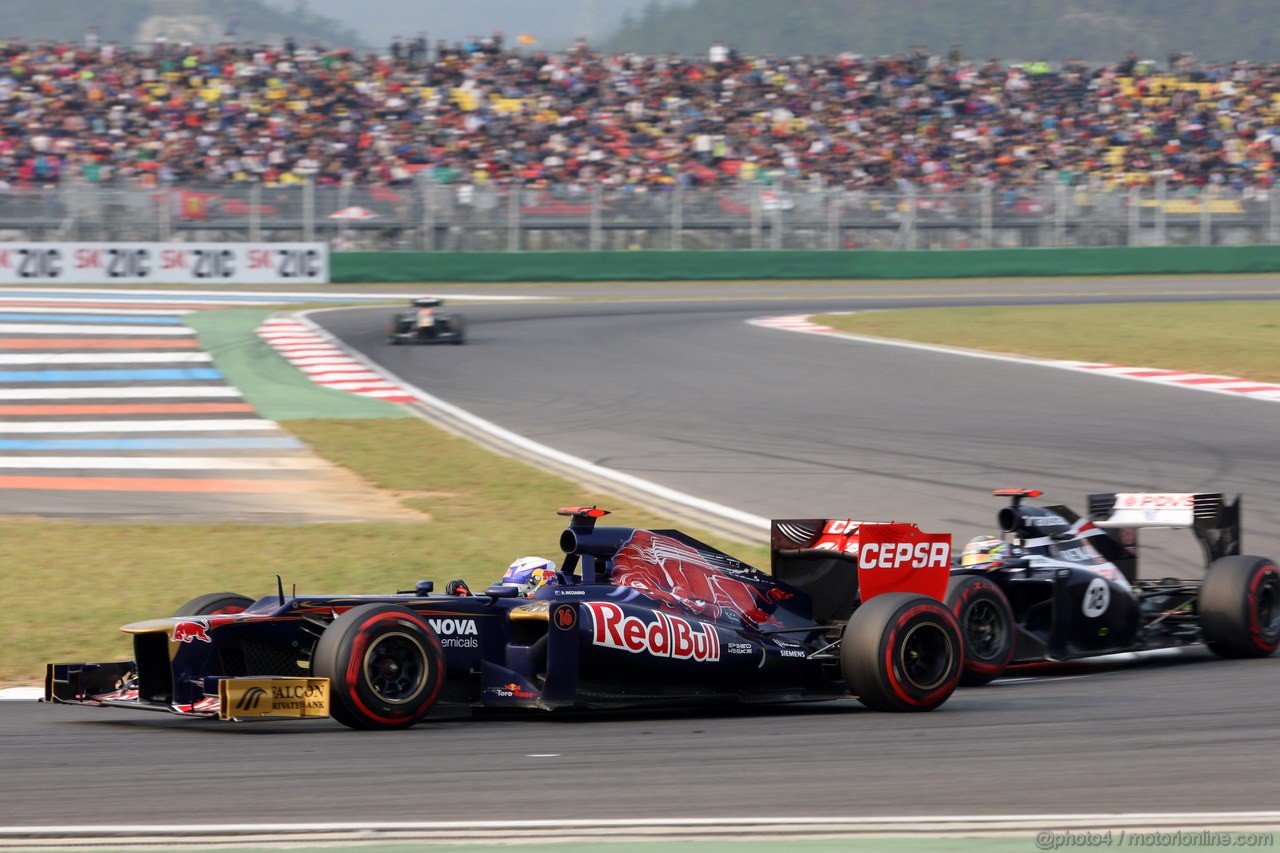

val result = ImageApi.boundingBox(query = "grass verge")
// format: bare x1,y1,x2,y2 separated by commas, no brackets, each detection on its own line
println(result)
812,301,1280,384
2,418,769,683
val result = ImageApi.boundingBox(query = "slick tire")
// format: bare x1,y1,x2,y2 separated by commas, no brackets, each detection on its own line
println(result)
945,575,1015,685
841,592,962,712
446,315,466,344
312,603,445,730
172,592,253,617
1199,555,1280,658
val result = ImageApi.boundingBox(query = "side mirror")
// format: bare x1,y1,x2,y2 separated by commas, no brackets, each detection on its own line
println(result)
484,584,521,598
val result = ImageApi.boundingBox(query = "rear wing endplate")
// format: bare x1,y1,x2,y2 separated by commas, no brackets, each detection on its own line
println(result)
770,518,951,622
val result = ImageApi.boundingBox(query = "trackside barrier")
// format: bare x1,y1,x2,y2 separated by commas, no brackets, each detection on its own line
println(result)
330,245,1280,283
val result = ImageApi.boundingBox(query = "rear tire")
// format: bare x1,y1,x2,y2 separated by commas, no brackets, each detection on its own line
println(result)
1200,555,1280,658
312,604,445,729
173,592,253,617
841,592,961,712
945,575,1015,685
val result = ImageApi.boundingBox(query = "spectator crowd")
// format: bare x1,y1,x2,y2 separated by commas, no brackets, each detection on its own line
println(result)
0,32,1277,197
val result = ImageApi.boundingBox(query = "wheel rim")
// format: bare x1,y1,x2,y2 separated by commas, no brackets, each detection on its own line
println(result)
361,631,429,704
1257,577,1280,642
963,599,1009,662
897,622,955,691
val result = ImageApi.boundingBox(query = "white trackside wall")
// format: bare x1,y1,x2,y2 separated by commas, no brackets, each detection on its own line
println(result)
0,243,329,284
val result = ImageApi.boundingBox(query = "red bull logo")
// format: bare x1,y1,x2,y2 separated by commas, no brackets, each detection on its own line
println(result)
171,621,212,644
587,602,721,662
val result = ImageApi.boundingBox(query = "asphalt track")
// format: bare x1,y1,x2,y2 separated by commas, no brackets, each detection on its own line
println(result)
8,275,1280,846
317,276,1280,567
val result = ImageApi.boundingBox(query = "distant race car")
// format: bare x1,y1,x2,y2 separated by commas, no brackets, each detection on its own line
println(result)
386,297,465,345
46,508,964,729
945,489,1280,684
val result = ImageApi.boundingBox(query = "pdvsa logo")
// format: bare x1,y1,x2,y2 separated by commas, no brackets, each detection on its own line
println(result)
1121,493,1194,509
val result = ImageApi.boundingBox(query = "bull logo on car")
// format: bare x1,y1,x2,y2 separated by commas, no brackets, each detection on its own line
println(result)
171,621,212,644
609,531,788,627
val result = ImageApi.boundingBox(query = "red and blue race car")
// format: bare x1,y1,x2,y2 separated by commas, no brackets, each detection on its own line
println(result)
46,507,962,728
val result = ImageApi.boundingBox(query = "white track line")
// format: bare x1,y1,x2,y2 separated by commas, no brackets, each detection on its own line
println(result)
0,457,327,470
0,306,193,315
0,387,241,399
0,353,212,365
0,323,194,336
1,813,1278,838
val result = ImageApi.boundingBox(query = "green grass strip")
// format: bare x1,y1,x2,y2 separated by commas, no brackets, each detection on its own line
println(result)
185,307,409,420
813,302,1280,384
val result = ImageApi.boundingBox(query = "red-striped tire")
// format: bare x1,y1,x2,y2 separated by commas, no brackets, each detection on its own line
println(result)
173,592,253,617
1200,556,1280,658
841,592,962,712
945,575,1016,685
312,604,445,730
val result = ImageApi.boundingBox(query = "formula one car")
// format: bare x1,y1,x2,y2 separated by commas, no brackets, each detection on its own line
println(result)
386,297,465,345
46,508,963,729
945,489,1280,685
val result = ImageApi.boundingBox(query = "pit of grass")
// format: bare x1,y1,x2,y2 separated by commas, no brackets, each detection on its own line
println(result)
1,417,769,684
813,301,1280,384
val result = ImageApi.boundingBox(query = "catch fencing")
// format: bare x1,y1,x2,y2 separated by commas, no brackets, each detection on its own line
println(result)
7,179,1279,253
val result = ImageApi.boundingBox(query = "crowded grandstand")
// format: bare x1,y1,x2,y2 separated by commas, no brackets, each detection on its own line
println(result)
0,34,1273,196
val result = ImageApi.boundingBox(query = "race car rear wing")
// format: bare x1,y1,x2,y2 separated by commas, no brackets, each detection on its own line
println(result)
1087,492,1241,566
771,519,951,623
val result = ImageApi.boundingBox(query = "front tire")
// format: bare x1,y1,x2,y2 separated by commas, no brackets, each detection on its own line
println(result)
1200,555,1280,658
444,315,466,344
312,604,445,729
173,592,253,617
841,592,962,712
945,575,1015,685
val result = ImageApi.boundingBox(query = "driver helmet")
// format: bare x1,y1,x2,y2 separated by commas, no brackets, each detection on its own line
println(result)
960,534,1009,570
501,556,558,596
